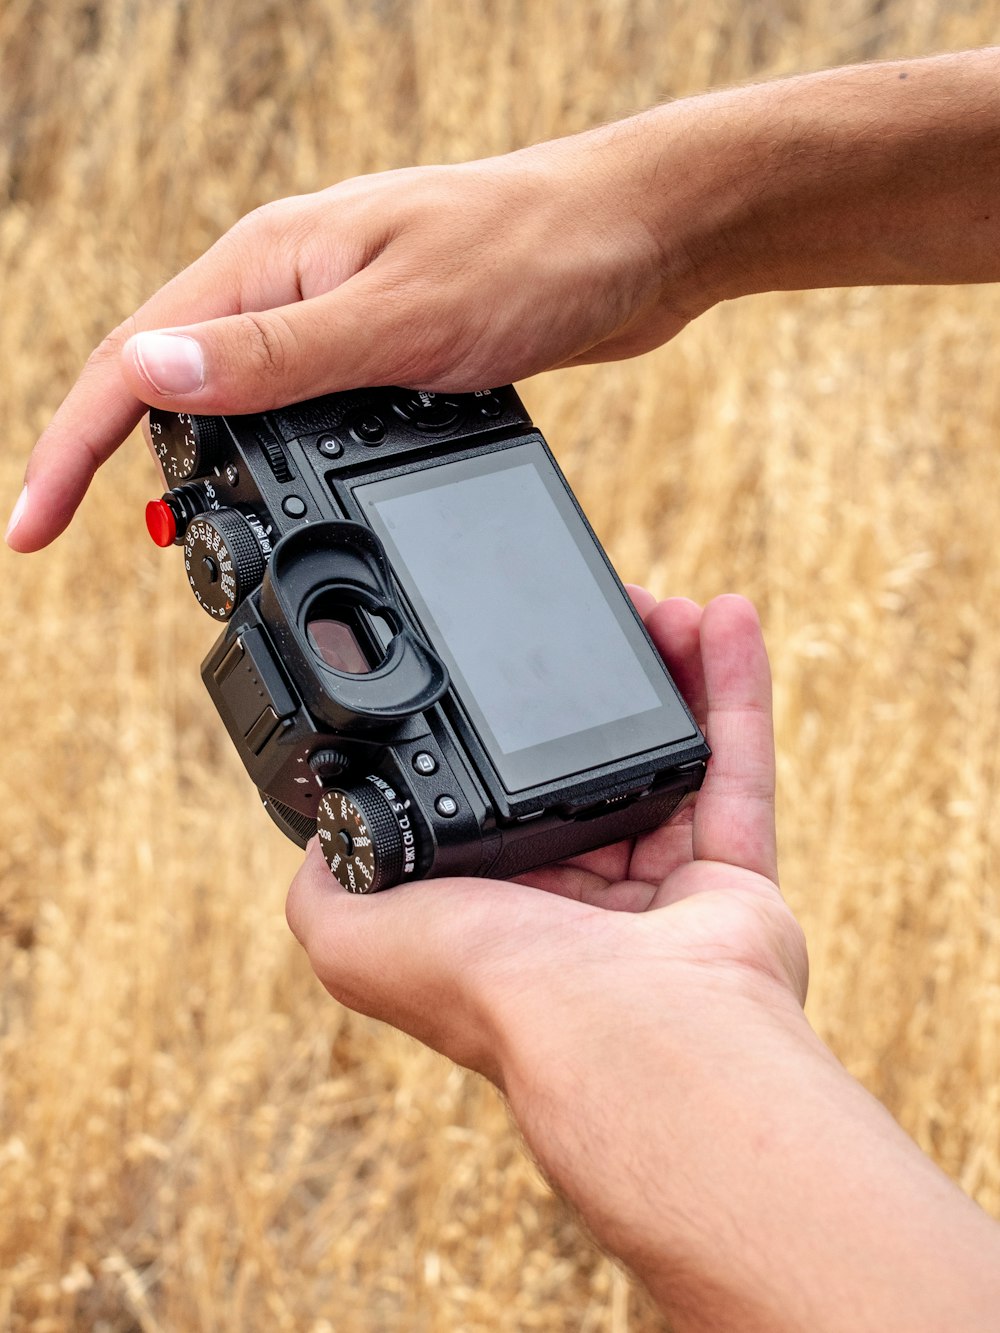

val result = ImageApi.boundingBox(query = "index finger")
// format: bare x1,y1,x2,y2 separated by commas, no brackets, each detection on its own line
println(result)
6,220,303,553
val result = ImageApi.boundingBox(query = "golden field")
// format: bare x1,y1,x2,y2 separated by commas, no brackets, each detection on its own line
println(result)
2,1,1000,1329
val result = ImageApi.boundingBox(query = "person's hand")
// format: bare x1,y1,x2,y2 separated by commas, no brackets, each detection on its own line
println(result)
17,48,1000,556
8,122,719,553
285,597,1000,1333
286,593,809,1271
286,591,806,1077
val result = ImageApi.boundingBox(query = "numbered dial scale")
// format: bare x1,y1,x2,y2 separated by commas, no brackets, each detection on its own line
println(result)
149,410,221,482
183,510,270,619
316,778,416,894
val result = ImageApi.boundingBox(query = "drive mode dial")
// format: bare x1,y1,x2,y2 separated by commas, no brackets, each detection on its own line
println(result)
316,776,417,893
149,409,221,482
183,509,271,619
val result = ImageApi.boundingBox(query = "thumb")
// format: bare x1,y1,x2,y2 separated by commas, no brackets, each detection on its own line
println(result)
120,269,439,413
285,841,529,1082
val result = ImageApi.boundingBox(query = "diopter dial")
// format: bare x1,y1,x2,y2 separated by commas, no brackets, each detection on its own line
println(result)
149,409,221,482
183,509,270,619
316,778,416,894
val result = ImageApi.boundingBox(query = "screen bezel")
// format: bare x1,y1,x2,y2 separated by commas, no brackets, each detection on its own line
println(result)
349,437,704,800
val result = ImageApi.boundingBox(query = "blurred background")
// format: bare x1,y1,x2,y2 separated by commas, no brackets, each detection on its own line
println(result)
2,1,1000,1329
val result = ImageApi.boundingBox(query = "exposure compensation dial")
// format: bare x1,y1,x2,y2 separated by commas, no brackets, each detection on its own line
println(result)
149,409,222,483
316,777,417,894
183,509,271,619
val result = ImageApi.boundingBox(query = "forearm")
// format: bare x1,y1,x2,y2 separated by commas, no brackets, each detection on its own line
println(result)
620,48,1000,309
499,968,1000,1332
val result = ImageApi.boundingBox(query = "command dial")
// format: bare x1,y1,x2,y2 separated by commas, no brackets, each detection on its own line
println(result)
183,509,270,619
316,777,416,893
149,409,221,482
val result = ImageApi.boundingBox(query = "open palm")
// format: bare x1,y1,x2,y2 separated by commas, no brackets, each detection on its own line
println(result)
510,591,807,999
287,592,808,1079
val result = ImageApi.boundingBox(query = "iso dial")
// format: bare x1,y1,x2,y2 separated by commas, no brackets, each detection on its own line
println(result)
183,509,270,619
317,778,415,893
149,409,221,482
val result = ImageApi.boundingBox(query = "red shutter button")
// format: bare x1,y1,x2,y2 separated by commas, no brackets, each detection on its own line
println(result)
145,499,177,547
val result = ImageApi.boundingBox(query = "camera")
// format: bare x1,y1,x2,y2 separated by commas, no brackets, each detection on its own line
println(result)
145,385,709,892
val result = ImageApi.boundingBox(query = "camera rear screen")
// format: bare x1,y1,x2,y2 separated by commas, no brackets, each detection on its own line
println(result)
354,441,697,792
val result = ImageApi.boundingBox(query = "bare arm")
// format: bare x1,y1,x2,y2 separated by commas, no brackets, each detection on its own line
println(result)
10,48,1000,549
501,960,1000,1332
287,594,1000,1332
646,47,1000,306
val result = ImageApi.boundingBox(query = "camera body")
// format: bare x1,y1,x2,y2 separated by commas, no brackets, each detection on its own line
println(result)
146,385,709,892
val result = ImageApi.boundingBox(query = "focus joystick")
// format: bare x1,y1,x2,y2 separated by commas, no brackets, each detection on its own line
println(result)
316,777,416,893
183,509,270,619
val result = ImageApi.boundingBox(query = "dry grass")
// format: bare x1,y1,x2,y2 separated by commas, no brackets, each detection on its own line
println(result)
2,2,1000,1329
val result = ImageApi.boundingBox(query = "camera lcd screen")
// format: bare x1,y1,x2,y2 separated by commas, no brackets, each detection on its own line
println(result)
353,441,697,792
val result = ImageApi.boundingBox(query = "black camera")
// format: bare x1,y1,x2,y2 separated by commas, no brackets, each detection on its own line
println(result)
145,385,709,892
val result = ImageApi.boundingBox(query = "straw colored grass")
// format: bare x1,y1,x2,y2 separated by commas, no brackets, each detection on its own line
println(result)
2,2,999,1328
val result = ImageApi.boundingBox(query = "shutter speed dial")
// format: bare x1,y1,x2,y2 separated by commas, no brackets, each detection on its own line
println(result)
316,777,418,893
149,409,221,482
183,508,272,619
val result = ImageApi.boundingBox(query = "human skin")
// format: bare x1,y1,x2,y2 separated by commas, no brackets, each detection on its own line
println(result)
287,592,1000,1332
9,47,1000,549
11,45,1000,1328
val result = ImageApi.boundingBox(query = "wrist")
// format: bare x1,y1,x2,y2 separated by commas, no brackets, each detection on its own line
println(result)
492,954,822,1280
587,94,772,316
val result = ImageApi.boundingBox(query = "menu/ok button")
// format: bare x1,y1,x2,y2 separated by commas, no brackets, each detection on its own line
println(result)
392,391,460,430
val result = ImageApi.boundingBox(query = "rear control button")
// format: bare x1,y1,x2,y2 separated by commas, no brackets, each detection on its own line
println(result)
412,752,438,776
477,393,502,418
282,495,307,518
317,435,343,458
435,795,459,818
351,414,386,444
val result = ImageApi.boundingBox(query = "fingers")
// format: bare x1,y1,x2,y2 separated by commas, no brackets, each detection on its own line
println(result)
7,198,337,552
643,596,707,726
691,595,778,884
628,596,703,883
12,246,457,551
517,864,661,912
7,382,147,552
282,593,779,1077
636,594,778,888
116,265,434,416
625,582,657,618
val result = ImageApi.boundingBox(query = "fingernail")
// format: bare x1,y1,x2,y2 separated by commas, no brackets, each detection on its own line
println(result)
128,331,205,395
5,484,28,544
